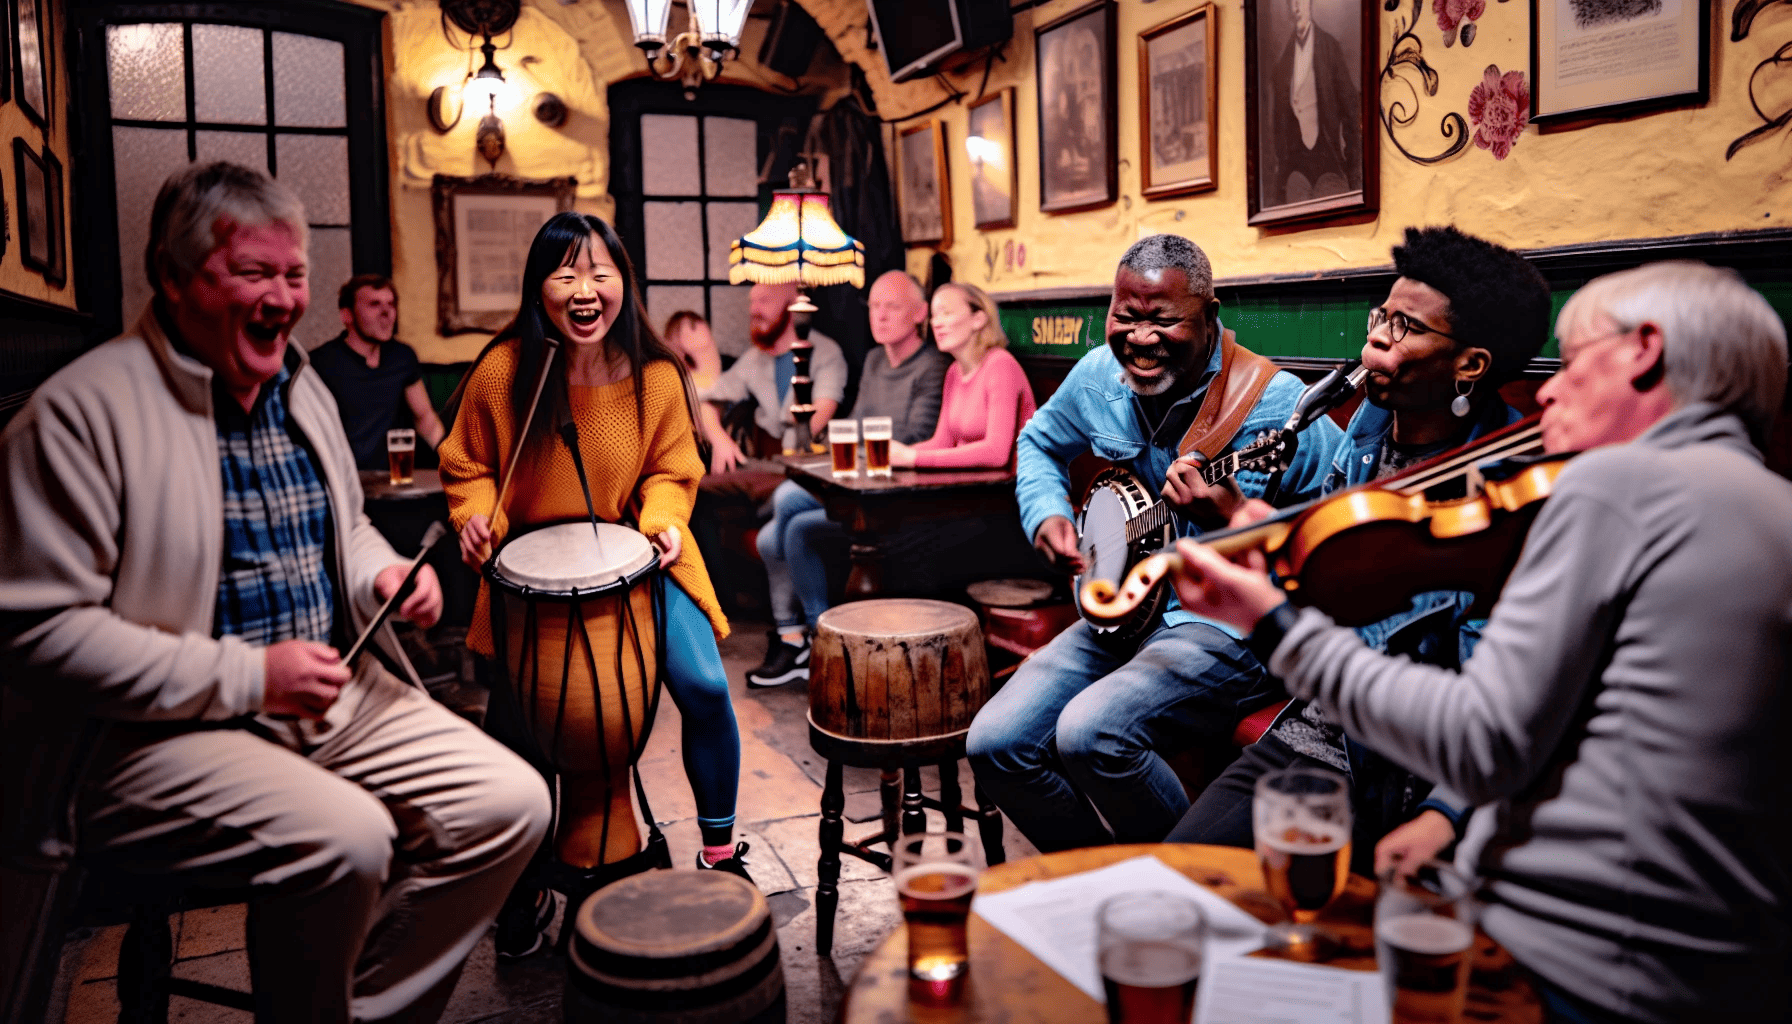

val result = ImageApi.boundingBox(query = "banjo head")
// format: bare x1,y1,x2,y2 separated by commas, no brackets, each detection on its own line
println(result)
1074,467,1174,637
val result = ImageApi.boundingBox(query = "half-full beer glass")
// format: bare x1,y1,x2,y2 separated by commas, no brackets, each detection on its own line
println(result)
892,830,980,987
862,416,894,477
1377,861,1475,1024
1254,766,1350,958
1097,891,1204,1024
386,428,415,486
828,419,859,479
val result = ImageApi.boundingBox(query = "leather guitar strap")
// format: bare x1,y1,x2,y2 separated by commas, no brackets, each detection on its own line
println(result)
1177,329,1280,462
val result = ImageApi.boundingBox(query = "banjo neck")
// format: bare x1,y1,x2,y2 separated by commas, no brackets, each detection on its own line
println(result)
1118,435,1285,543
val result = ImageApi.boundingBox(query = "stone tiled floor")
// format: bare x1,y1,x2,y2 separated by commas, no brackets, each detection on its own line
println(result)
51,623,1040,1023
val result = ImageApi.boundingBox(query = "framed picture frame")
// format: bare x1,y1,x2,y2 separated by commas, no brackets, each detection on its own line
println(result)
429,174,576,335
966,89,1017,229
1244,0,1378,226
897,120,952,248
1530,0,1709,125
14,137,62,284
1,5,13,106
1035,0,1117,214
1139,4,1219,199
13,0,49,127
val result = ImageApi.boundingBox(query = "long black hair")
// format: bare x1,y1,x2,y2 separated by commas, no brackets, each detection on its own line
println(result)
484,211,696,462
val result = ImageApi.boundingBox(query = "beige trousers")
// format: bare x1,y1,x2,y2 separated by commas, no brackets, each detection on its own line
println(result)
80,672,551,1024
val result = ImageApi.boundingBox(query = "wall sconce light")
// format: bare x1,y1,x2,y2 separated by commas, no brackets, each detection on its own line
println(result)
533,92,568,128
624,0,752,99
428,0,521,158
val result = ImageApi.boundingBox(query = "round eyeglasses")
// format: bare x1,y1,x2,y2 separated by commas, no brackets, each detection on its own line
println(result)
1368,307,1460,344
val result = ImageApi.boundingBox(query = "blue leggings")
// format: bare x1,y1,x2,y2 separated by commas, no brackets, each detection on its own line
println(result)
756,480,836,631
659,579,741,842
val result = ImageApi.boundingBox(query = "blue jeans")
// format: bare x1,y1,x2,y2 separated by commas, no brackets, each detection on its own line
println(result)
755,480,837,631
966,618,1276,852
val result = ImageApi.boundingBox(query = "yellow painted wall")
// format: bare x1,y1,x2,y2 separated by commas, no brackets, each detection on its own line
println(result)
1,0,77,310
803,0,1790,294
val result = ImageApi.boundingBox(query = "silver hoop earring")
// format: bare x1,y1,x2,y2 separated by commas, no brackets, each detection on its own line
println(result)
1451,379,1474,418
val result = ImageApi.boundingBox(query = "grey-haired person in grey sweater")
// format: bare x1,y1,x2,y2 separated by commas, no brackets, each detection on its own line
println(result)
1169,261,1790,1023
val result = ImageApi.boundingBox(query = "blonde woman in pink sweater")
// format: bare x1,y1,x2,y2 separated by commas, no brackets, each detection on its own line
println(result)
891,282,1037,470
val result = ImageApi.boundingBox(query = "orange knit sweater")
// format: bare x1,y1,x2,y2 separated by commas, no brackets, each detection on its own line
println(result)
440,340,728,654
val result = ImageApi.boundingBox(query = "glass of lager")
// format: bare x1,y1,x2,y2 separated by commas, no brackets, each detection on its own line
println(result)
1097,891,1204,1024
892,830,980,987
1376,860,1475,1024
386,428,416,486
1254,766,1351,959
828,419,859,479
862,416,894,477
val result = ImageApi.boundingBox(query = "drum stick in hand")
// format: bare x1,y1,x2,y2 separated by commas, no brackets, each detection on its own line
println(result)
477,338,561,563
344,521,448,666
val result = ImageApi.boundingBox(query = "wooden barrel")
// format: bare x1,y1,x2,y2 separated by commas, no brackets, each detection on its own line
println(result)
565,870,785,1024
809,599,990,740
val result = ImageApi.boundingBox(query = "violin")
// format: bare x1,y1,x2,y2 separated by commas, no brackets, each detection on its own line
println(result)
1079,415,1568,628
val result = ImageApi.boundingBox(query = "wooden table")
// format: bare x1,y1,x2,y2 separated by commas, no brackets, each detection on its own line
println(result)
360,468,443,502
840,843,1542,1023
781,455,1019,597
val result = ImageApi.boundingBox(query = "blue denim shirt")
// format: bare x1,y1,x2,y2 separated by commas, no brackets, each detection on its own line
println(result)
1016,336,1343,634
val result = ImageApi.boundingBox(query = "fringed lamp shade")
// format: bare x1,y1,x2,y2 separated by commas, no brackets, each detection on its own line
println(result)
729,191,866,289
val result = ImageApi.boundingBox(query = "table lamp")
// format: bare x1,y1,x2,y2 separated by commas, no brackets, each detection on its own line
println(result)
729,160,866,454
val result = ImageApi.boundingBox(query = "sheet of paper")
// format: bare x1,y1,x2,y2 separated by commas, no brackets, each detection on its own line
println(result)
1195,954,1389,1024
971,854,1268,1002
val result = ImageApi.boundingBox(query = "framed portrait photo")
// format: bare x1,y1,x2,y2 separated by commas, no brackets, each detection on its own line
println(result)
1139,4,1219,199
1530,0,1709,125
966,89,1017,229
14,137,63,284
1035,1,1117,214
897,120,952,248
13,0,49,126
430,174,576,335
1244,0,1378,226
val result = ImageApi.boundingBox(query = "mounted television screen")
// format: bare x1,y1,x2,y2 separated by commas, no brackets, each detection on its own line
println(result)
868,0,1012,84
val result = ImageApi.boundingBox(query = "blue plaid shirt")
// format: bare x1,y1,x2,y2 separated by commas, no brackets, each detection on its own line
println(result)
213,365,336,646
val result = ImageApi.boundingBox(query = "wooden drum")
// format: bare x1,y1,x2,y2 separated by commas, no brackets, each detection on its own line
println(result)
810,599,990,741
489,521,661,868
565,870,785,1024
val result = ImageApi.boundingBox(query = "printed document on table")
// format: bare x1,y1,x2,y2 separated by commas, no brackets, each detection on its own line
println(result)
971,854,1267,1002
1195,954,1389,1024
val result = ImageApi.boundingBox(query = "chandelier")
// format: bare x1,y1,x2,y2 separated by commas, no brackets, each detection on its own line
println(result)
623,1,753,98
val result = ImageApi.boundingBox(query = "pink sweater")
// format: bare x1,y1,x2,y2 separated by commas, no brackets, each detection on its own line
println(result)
913,347,1038,470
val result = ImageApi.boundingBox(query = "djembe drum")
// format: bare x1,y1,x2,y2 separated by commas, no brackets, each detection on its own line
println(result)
489,521,661,868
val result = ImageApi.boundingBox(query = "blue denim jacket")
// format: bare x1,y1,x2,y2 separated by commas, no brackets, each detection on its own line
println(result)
1016,336,1343,634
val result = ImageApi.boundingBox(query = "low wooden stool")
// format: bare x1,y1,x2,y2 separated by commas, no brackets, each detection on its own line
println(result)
966,579,1078,680
807,599,1006,956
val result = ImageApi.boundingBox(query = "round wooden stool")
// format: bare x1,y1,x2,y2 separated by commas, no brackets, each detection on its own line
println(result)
807,599,1005,956
565,870,785,1023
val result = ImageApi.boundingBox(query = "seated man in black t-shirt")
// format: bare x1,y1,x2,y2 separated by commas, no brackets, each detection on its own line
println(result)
309,274,445,470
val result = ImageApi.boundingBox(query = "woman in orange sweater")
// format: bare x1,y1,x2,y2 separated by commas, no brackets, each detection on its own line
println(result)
441,213,748,944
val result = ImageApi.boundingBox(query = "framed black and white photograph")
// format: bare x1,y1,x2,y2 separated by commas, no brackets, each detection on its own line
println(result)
13,0,49,126
966,89,1017,229
1140,4,1219,199
1245,0,1378,226
14,138,56,280
430,174,576,335
1530,0,1709,124
897,120,952,248
41,147,65,285
1035,1,1117,214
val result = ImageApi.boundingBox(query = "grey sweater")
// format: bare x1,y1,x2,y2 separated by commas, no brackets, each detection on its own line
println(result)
1272,403,1792,1021
850,343,950,445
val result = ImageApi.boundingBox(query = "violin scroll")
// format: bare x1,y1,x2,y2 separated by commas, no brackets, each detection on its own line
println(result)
1079,551,1186,625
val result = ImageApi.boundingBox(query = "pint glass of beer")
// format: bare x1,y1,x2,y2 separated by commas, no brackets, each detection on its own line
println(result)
1097,891,1204,1024
1376,861,1475,1024
386,428,416,486
892,831,980,987
827,419,859,479
862,416,894,477
1254,766,1351,957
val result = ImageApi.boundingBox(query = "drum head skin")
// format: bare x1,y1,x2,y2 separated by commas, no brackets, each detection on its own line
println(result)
494,522,658,593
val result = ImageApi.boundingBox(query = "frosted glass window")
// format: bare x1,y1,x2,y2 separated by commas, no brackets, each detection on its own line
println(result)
273,33,346,127
196,130,268,174
643,202,705,280
703,118,758,196
705,203,760,280
294,228,353,350
276,134,351,224
708,286,752,358
112,126,192,322
192,25,266,124
107,23,186,121
646,285,706,344
640,115,701,196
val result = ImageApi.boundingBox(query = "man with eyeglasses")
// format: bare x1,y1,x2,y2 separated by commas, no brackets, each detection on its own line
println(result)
1167,226,1552,877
